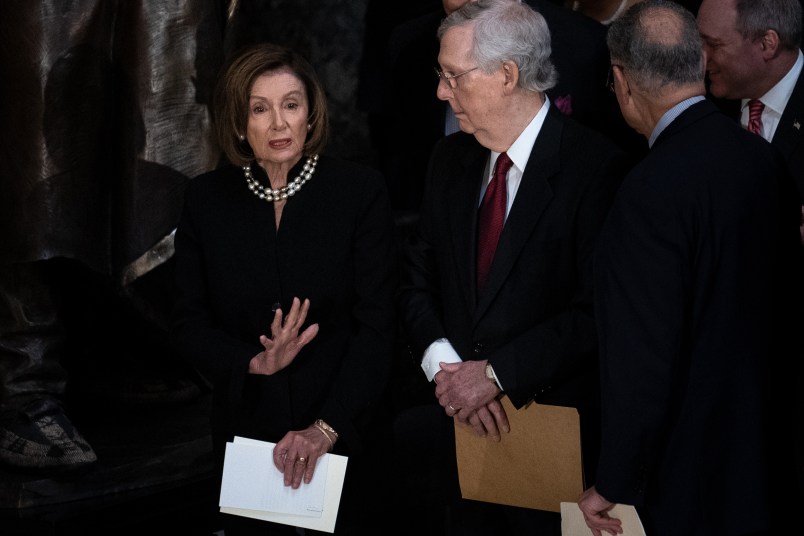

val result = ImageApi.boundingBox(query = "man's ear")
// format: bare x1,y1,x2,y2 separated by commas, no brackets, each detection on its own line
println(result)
613,64,631,99
501,60,519,93
758,29,781,60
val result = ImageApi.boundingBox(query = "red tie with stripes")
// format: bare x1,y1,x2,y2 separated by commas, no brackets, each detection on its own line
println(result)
477,152,512,292
747,99,764,136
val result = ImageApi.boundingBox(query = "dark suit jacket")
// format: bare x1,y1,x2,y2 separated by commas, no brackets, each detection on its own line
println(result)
525,0,640,156
711,67,804,201
379,0,642,213
171,155,398,459
773,68,804,201
593,100,802,535
399,105,628,488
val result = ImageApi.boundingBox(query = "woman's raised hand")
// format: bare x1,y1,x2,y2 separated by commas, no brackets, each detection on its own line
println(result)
249,297,319,375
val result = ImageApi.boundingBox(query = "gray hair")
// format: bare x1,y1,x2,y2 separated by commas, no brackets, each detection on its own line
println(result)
607,0,704,94
437,0,557,93
735,0,802,51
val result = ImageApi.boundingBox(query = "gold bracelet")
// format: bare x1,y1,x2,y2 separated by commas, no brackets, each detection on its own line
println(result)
314,419,338,439
313,422,334,451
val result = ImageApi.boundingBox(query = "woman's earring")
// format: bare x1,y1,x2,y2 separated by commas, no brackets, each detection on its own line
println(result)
238,134,245,141
307,123,311,130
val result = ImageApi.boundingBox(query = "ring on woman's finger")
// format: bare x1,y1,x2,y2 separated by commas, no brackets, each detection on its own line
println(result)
296,456,307,464
448,403,458,412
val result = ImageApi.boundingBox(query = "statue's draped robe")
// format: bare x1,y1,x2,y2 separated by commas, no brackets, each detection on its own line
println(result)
0,0,225,409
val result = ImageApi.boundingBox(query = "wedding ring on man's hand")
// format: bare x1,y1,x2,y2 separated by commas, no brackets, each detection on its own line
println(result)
448,403,457,412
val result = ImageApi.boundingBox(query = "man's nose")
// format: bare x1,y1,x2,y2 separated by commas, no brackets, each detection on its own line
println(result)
436,80,453,101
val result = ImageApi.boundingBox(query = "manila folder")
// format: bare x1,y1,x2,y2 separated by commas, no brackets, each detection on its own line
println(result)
455,396,583,513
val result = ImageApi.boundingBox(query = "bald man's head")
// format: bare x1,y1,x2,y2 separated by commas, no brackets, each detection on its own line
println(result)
608,0,704,94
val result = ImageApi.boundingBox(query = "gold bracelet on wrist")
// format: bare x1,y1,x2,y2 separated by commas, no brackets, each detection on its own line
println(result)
314,419,338,439
313,422,334,451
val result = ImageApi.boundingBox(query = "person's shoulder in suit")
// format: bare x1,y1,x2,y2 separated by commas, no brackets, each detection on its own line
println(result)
640,100,784,196
527,0,608,99
657,100,768,155
526,0,647,162
555,108,625,153
552,107,633,180
774,70,804,149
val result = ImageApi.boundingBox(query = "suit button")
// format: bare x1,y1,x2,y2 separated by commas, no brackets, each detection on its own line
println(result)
473,343,483,354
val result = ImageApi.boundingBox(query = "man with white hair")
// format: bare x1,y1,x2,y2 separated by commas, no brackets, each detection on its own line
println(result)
397,0,628,533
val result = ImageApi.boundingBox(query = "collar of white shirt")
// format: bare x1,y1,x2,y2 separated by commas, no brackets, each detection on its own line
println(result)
481,96,551,214
740,50,803,141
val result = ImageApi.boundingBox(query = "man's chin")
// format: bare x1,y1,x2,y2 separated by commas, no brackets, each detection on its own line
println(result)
706,78,732,100
455,119,473,134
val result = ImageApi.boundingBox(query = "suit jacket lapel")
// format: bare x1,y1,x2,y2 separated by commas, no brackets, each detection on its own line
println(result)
772,70,804,163
474,106,562,322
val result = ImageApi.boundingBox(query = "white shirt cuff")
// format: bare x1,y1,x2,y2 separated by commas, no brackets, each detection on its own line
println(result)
421,338,462,382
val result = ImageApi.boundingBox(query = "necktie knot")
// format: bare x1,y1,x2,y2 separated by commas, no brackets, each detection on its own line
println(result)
747,99,764,136
492,152,513,184
476,152,512,292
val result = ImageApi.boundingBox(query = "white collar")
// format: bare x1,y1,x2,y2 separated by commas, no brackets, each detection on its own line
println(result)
742,50,803,116
490,95,550,174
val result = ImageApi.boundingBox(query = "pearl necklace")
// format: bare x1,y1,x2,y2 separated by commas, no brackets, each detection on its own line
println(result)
244,155,319,202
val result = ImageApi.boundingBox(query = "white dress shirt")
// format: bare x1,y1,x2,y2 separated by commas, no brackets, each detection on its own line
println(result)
740,50,803,142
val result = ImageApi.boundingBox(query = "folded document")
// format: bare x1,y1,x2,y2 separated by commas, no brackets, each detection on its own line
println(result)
219,436,348,533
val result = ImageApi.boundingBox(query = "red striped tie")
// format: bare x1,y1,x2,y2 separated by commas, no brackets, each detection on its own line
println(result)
747,99,764,136
477,152,512,292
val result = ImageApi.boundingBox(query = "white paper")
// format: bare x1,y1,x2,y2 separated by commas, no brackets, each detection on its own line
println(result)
219,440,329,516
219,436,348,533
561,502,647,536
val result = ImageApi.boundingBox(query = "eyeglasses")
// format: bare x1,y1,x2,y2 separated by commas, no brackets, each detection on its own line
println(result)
606,64,624,93
435,66,479,89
